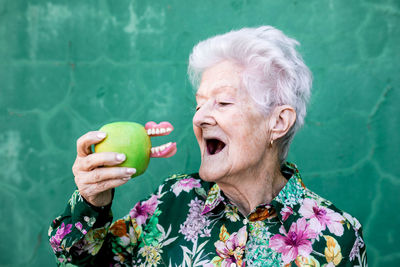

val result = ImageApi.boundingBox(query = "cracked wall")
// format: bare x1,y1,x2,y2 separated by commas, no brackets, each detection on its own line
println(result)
1,0,399,266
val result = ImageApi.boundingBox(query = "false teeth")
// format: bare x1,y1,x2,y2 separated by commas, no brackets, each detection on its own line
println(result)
147,127,172,136
151,142,173,154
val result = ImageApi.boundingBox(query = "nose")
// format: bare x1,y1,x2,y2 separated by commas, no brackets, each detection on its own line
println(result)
192,102,216,128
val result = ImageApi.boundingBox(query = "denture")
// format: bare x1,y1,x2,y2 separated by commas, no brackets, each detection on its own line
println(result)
145,121,177,158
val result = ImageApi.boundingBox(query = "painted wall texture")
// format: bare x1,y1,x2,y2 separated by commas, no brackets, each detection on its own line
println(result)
1,0,399,266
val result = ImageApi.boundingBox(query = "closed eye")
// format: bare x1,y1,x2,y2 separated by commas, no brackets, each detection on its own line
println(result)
218,102,232,107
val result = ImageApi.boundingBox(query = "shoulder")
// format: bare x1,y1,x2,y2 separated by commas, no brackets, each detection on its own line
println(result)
280,162,366,262
302,186,363,233
298,187,367,264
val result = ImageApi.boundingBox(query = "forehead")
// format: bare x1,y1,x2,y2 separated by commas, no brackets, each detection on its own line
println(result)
196,61,243,99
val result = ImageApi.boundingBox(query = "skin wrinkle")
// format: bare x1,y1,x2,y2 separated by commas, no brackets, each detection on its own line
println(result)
193,61,295,215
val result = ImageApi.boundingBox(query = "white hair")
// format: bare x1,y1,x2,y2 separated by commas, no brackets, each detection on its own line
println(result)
188,26,312,164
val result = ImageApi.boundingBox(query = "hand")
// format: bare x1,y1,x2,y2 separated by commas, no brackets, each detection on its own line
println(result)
72,131,137,207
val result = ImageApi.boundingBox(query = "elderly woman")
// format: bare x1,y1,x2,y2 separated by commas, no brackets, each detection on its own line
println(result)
49,26,367,266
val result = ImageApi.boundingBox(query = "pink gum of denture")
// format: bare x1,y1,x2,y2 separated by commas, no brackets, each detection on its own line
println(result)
145,121,174,136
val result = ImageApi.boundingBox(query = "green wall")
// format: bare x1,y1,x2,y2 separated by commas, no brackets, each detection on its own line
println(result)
1,0,399,266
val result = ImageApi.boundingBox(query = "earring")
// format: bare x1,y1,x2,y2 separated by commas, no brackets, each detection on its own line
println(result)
270,139,274,146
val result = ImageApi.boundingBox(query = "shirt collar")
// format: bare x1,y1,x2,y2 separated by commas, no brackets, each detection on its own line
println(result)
201,162,307,227
201,183,224,215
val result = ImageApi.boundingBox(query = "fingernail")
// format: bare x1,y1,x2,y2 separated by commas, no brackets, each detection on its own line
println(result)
122,177,131,181
126,168,136,175
116,154,126,161
97,132,106,139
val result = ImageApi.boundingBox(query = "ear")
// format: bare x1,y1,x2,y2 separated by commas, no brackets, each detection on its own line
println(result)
268,105,297,142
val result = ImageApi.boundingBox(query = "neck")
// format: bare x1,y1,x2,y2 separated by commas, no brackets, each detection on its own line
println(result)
216,153,287,216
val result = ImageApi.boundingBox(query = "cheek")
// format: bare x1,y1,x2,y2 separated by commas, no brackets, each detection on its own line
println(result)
231,132,264,155
228,110,268,157
228,121,259,152
230,134,267,171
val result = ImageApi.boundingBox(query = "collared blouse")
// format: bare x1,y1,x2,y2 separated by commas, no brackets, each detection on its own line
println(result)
49,162,367,266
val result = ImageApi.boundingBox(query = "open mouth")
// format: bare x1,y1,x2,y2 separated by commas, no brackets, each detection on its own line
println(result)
145,121,177,158
206,138,226,155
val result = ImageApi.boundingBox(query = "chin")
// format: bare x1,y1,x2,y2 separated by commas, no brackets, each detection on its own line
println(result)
199,168,218,182
198,166,210,181
197,138,231,182
198,161,227,183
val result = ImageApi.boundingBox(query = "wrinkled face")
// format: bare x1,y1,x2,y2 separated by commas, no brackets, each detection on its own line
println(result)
193,61,271,183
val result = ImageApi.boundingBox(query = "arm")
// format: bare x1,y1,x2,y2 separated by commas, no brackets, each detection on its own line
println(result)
48,190,155,266
48,131,137,265
48,190,115,265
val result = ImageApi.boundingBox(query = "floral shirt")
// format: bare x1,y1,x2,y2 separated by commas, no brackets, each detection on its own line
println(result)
49,162,367,266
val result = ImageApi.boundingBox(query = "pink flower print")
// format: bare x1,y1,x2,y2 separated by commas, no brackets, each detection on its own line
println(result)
75,222,83,231
171,177,201,196
269,218,317,264
281,206,293,222
129,195,158,225
75,222,87,235
214,226,247,266
299,198,344,236
49,223,73,252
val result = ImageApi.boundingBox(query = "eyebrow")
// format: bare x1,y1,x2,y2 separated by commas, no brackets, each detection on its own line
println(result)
195,85,237,99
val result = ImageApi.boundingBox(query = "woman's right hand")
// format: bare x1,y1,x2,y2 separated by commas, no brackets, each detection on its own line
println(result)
72,131,137,207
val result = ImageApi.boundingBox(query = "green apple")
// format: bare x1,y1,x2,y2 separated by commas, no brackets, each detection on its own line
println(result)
94,122,151,177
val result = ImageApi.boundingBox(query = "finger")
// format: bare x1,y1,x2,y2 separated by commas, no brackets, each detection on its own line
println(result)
76,131,107,157
81,152,126,171
84,167,136,184
90,177,132,196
